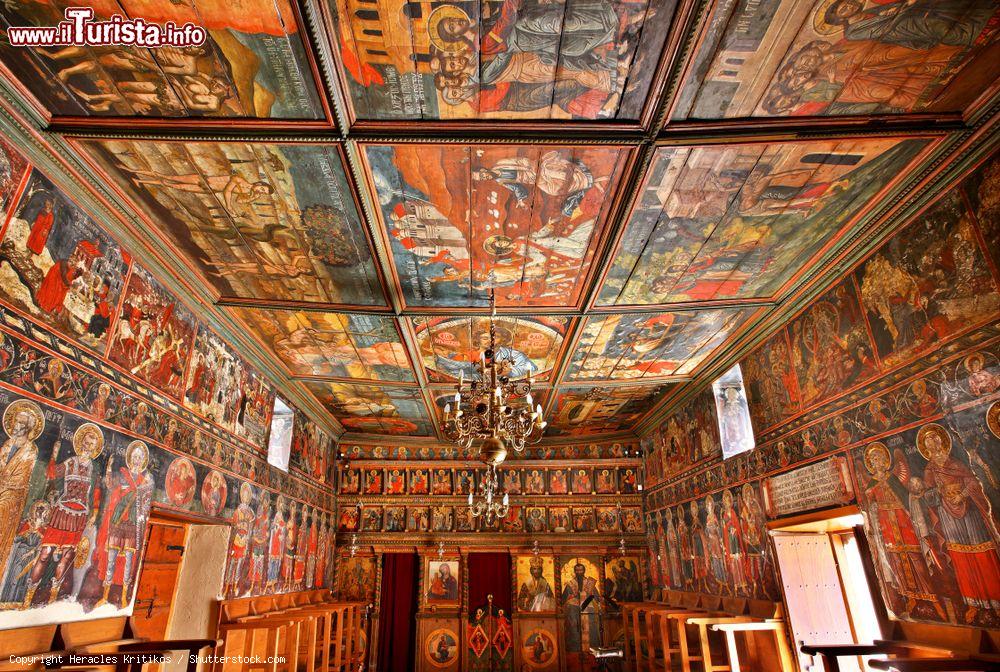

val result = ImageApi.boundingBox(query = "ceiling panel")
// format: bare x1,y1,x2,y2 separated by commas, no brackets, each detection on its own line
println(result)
670,0,1000,122
596,137,932,307
328,0,676,122
232,308,413,382
546,384,672,437
76,139,386,306
566,308,755,382
411,315,569,383
361,143,634,308
0,0,325,119
303,381,434,436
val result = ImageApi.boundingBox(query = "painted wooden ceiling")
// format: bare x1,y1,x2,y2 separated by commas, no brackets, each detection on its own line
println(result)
2,0,997,442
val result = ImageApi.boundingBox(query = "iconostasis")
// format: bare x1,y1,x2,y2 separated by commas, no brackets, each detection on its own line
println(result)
333,439,646,671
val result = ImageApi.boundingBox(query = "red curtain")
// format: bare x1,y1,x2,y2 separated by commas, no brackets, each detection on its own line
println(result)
467,552,512,616
376,552,418,672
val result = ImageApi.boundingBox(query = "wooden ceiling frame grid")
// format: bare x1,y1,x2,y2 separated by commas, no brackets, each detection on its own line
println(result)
3,0,997,444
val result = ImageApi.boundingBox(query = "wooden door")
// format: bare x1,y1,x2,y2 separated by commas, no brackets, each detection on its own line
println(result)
772,533,856,672
131,522,187,640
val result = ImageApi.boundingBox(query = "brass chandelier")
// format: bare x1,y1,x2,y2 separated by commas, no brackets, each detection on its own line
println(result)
466,463,509,525
441,290,546,465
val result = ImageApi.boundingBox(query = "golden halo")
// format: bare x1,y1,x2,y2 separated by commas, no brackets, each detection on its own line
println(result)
916,423,951,461
863,441,890,475
812,0,845,35
428,6,471,53
126,440,149,471
964,352,985,372
3,399,45,440
72,423,105,458
986,401,999,440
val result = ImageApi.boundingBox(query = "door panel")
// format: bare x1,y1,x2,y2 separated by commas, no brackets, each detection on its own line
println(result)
131,523,186,640
772,533,855,672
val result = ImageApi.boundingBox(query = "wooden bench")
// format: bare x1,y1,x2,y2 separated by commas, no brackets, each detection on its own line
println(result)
216,591,362,672
800,640,963,672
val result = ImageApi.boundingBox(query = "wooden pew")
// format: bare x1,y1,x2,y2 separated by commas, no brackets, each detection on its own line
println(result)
216,591,361,672
651,594,724,672
708,601,796,672
800,640,962,672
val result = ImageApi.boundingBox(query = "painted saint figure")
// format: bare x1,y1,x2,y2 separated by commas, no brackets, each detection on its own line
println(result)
517,557,555,612
95,440,153,608
25,423,105,606
0,401,44,567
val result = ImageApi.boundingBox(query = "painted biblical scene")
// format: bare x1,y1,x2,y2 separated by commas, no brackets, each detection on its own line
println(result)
329,0,675,121
0,0,324,119
855,190,1000,367
0,138,29,212
671,0,1000,121
961,155,1000,273
648,484,779,601
413,315,567,383
77,139,384,306
546,384,671,437
643,388,721,487
108,265,197,400
363,143,630,308
597,138,930,306
290,410,333,482
854,412,1000,628
337,555,378,602
0,170,129,352
515,554,556,613
566,309,753,381
603,556,642,607
304,382,434,436
787,281,879,408
184,325,274,445
235,308,412,382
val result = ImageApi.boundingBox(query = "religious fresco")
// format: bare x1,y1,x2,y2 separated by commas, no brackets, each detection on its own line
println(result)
741,153,1000,432
184,325,274,445
0,0,324,119
290,409,333,482
0,138,29,212
643,388,721,488
0,384,334,627
412,315,567,383
546,384,672,437
671,0,1000,121
597,138,931,306
566,309,753,381
855,412,999,628
362,143,631,308
855,191,999,367
107,265,196,400
0,169,129,353
235,308,411,382
646,483,779,601
304,381,434,436
328,0,675,121
77,139,384,306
